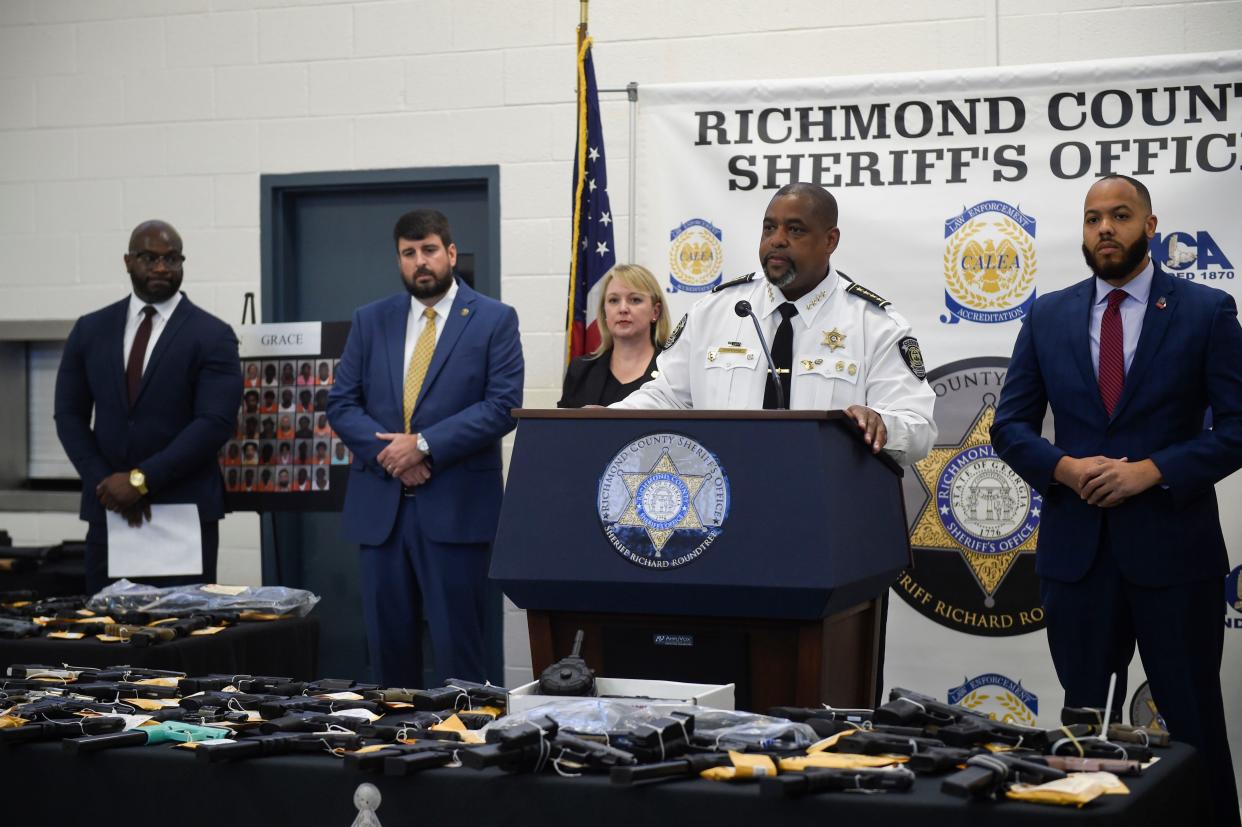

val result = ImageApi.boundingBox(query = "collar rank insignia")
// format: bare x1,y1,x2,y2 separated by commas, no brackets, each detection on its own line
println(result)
822,328,847,351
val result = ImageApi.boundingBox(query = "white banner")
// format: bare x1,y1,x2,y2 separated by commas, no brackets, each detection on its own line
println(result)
635,50,1242,783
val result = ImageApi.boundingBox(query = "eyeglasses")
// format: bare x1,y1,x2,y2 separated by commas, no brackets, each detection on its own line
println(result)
131,251,186,268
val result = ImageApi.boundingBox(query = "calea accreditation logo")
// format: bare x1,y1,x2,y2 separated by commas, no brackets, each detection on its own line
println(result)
597,433,730,569
895,358,1045,636
948,673,1039,727
942,201,1037,324
668,218,724,293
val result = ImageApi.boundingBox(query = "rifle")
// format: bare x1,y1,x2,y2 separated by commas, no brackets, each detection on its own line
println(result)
760,767,916,798
941,752,1066,799
64,720,231,753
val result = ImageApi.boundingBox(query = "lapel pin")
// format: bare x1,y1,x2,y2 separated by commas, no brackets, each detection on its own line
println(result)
460,307,470,316
1155,296,1166,310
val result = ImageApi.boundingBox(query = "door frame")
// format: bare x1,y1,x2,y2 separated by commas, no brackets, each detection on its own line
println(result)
259,166,502,323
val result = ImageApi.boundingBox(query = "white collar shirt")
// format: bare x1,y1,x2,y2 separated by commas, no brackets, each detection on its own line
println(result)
402,278,459,378
123,291,182,373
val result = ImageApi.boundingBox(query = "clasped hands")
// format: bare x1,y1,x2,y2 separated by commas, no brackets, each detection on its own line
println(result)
96,473,150,527
376,432,430,487
1054,455,1163,508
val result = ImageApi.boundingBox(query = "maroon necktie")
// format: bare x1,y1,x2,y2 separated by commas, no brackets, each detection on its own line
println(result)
1098,289,1126,416
127,305,156,406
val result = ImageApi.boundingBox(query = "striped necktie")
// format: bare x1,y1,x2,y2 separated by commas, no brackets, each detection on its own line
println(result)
1098,289,1126,416
402,307,437,433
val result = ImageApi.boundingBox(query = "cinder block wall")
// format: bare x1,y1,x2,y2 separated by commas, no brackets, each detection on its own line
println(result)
1,0,1237,687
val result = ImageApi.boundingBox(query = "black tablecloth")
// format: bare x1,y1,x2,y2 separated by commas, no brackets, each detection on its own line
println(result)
2,740,1206,827
0,616,319,679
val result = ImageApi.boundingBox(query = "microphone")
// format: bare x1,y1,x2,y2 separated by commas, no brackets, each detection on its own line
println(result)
734,300,784,410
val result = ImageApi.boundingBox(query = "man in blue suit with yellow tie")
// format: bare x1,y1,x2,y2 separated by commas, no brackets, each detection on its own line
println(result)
328,209,523,686
992,175,1242,827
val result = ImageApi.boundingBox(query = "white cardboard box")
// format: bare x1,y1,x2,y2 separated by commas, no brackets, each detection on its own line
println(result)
508,677,735,715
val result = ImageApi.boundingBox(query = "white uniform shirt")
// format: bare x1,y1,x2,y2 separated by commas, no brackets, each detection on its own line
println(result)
612,270,938,464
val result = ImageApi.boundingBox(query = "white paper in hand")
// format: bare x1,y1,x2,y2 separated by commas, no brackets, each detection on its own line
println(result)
106,504,203,578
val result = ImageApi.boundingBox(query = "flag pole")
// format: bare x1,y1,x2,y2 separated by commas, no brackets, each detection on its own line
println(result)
566,0,591,366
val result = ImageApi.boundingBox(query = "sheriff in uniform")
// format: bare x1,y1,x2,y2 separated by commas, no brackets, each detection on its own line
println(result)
613,183,936,465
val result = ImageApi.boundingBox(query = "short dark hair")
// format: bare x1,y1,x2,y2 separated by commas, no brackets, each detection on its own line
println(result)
772,183,839,228
393,209,453,248
1096,174,1152,212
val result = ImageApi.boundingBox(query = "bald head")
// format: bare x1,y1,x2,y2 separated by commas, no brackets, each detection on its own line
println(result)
771,183,838,230
128,220,182,252
124,219,185,304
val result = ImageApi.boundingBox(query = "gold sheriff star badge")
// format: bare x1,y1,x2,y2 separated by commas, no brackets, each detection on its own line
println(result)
617,451,706,556
822,328,847,350
909,404,1040,605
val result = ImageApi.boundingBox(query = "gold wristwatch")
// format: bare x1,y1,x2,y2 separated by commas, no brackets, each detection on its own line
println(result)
128,468,148,496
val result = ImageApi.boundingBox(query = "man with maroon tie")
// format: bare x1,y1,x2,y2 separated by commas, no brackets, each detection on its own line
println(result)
992,176,1242,827
54,220,241,593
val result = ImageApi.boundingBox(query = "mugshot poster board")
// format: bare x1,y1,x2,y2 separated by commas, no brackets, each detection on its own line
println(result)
222,321,352,512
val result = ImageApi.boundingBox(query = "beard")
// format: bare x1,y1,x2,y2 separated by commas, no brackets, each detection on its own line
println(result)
1082,234,1150,282
403,266,454,300
761,256,797,290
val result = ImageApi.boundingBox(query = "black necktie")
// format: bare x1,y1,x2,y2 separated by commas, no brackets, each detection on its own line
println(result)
763,302,798,410
127,305,155,406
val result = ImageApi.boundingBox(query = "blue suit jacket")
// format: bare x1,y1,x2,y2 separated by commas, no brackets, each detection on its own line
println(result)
991,266,1242,587
54,295,242,524
327,280,524,547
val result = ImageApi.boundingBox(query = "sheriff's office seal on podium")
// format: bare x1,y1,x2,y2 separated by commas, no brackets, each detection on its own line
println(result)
896,357,1046,636
597,433,730,569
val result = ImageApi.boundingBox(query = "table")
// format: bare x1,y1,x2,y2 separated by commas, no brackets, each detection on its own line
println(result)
0,616,319,679
1,740,1207,827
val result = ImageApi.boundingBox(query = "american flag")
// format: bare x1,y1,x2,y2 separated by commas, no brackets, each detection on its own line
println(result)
565,37,616,362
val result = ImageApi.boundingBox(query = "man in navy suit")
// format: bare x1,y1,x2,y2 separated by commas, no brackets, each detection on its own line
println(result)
327,209,523,686
55,220,242,594
992,176,1242,826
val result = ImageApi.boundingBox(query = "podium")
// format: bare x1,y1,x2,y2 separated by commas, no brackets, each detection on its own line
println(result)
490,409,910,711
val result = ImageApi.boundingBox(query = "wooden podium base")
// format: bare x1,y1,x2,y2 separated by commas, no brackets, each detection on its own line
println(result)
526,598,884,713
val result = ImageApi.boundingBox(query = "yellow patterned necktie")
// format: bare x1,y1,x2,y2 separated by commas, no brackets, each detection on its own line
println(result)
402,307,438,433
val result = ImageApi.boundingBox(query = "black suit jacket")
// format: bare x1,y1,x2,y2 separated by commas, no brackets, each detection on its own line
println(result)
558,350,661,408
54,294,242,524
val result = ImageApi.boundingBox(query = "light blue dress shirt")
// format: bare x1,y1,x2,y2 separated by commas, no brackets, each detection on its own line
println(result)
1089,259,1154,379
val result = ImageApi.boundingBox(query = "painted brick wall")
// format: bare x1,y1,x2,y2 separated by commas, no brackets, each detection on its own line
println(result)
1,0,1238,687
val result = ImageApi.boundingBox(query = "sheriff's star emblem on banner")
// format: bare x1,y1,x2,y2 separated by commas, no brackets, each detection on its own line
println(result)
909,404,1040,606
617,451,706,556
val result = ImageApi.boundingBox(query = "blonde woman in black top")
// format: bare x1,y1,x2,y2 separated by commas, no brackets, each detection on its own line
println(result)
559,264,670,407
